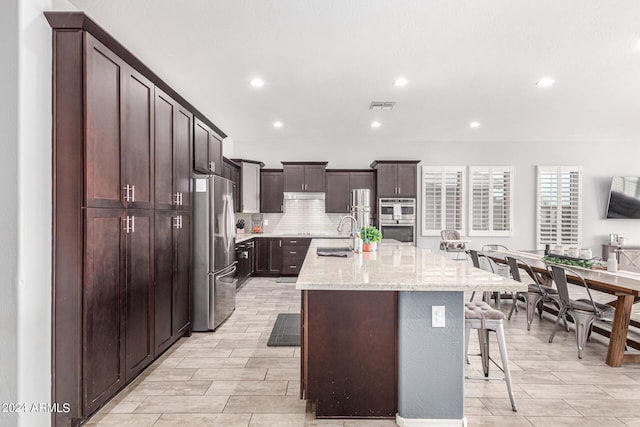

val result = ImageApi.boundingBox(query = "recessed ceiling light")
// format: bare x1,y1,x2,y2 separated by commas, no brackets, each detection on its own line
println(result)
394,78,408,87
469,121,481,128
250,78,264,87
371,121,381,128
273,121,283,128
536,77,555,87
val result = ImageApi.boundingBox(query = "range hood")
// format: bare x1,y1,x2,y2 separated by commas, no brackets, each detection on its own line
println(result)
283,192,325,200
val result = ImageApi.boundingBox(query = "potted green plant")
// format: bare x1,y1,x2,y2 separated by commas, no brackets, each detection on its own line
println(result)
360,226,382,252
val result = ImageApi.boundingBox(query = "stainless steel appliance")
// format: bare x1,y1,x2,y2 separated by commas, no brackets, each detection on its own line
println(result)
379,198,416,245
350,189,371,231
192,174,238,331
235,240,254,288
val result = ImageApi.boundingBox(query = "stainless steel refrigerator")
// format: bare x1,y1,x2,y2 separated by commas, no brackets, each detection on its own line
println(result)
192,174,238,331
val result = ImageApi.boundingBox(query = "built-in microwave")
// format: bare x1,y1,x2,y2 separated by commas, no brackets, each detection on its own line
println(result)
379,198,416,222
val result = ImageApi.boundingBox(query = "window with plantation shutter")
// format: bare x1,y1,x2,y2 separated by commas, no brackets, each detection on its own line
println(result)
536,166,582,249
469,166,513,236
421,167,465,236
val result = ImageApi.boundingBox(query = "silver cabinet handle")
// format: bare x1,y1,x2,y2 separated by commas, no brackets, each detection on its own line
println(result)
290,240,297,243
180,193,183,205
279,240,282,247
289,265,297,269
179,215,183,229
301,183,304,190
173,192,181,205
290,251,297,254
123,216,135,233
131,215,135,233
173,216,181,229
123,185,131,202
123,216,130,233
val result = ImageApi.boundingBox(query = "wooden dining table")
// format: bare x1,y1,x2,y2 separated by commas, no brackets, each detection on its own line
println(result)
485,249,640,367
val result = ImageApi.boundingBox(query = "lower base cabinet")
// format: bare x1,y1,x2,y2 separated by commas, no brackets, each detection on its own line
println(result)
254,238,283,276
154,210,191,356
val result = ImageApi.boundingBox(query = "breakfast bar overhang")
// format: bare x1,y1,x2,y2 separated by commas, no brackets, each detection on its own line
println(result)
296,239,525,426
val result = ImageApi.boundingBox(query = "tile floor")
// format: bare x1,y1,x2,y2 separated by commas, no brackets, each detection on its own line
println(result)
86,277,640,427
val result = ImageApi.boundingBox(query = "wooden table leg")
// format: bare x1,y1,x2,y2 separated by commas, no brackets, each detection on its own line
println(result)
606,293,634,367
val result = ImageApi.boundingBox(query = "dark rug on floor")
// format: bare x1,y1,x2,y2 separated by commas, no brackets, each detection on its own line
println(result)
276,277,297,283
267,313,300,347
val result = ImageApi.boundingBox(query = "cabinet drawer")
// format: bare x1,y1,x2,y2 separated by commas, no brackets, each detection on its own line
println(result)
282,263,302,275
282,245,309,259
282,238,311,246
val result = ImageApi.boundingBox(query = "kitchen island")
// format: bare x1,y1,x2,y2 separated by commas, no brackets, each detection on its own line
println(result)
296,239,525,426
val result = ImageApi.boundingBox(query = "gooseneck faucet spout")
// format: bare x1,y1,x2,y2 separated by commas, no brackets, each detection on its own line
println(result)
337,215,358,236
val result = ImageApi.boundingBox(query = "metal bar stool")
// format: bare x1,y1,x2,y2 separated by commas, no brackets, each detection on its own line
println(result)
464,301,517,412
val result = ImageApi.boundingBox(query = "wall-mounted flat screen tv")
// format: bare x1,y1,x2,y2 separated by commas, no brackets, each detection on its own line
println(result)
606,176,640,219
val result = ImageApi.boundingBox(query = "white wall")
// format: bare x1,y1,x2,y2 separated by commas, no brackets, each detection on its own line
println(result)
234,139,640,254
1,0,54,426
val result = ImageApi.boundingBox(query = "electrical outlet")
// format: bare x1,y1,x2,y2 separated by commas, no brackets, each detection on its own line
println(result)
432,306,445,328
263,219,269,226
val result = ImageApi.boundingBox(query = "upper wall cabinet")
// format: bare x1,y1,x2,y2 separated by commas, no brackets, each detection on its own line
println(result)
85,34,154,209
282,162,328,192
325,170,376,214
154,88,193,210
222,158,241,212
193,118,223,175
232,159,265,213
370,161,419,198
260,169,284,213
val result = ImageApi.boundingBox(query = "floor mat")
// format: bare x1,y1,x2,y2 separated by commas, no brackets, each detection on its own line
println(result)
267,313,300,346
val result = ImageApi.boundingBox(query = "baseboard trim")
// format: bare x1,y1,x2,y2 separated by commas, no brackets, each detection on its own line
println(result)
396,414,467,427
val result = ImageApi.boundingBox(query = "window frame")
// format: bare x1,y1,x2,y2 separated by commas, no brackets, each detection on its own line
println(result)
535,165,583,250
421,166,466,237
468,166,514,237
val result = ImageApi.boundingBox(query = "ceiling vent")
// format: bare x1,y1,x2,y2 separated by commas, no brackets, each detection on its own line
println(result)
369,101,396,110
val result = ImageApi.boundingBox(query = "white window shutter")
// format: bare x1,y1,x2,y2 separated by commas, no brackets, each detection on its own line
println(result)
422,167,465,236
469,166,513,237
536,166,582,249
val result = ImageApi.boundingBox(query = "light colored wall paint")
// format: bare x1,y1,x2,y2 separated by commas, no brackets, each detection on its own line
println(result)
0,0,21,425
0,0,53,426
234,140,640,252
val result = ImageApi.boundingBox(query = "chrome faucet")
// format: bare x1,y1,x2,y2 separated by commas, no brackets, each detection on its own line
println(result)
337,215,358,236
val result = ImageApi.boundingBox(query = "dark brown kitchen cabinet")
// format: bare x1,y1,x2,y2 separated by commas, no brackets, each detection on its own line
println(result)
254,238,282,276
370,161,419,198
282,162,327,192
325,170,376,214
281,238,311,275
193,117,223,175
83,208,154,414
84,34,154,210
223,158,241,212
154,210,191,356
49,13,228,426
325,172,350,213
260,169,284,213
155,88,193,210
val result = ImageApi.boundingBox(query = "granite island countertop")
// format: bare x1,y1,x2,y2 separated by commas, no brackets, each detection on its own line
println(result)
296,238,527,293
235,232,351,243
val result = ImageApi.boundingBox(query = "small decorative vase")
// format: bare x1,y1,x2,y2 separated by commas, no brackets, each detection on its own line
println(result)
370,242,377,251
362,243,371,252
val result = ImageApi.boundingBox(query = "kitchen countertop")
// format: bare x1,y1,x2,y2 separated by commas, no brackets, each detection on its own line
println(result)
296,238,527,292
235,232,351,243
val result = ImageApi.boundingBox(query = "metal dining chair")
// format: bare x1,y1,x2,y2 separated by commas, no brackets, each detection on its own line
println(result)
482,244,509,252
477,254,511,306
506,256,562,331
547,264,616,359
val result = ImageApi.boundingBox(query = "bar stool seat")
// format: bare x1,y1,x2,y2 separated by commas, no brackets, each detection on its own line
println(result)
464,301,517,412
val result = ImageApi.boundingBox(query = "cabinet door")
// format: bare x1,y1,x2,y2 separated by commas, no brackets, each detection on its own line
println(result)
123,66,154,209
174,212,191,337
83,208,125,414
125,209,155,381
304,165,326,192
174,107,193,208
154,210,174,355
376,164,398,198
269,239,283,274
193,118,210,174
254,238,269,274
242,163,260,213
396,164,417,198
154,90,175,210
326,172,350,213
230,166,241,213
84,34,124,209
349,171,377,217
210,133,223,176
283,165,306,192
261,171,284,213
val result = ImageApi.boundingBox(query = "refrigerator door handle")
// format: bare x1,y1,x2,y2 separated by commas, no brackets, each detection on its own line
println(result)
221,195,230,253
208,261,238,278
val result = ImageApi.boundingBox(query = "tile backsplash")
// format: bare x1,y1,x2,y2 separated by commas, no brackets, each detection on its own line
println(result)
235,199,346,234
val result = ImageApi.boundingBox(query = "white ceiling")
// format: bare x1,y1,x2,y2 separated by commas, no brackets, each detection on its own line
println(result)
71,0,640,145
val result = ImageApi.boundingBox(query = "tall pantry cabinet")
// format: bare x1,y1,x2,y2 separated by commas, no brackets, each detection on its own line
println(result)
47,12,225,426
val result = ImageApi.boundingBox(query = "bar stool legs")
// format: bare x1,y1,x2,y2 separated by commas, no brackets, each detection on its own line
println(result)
464,303,518,412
